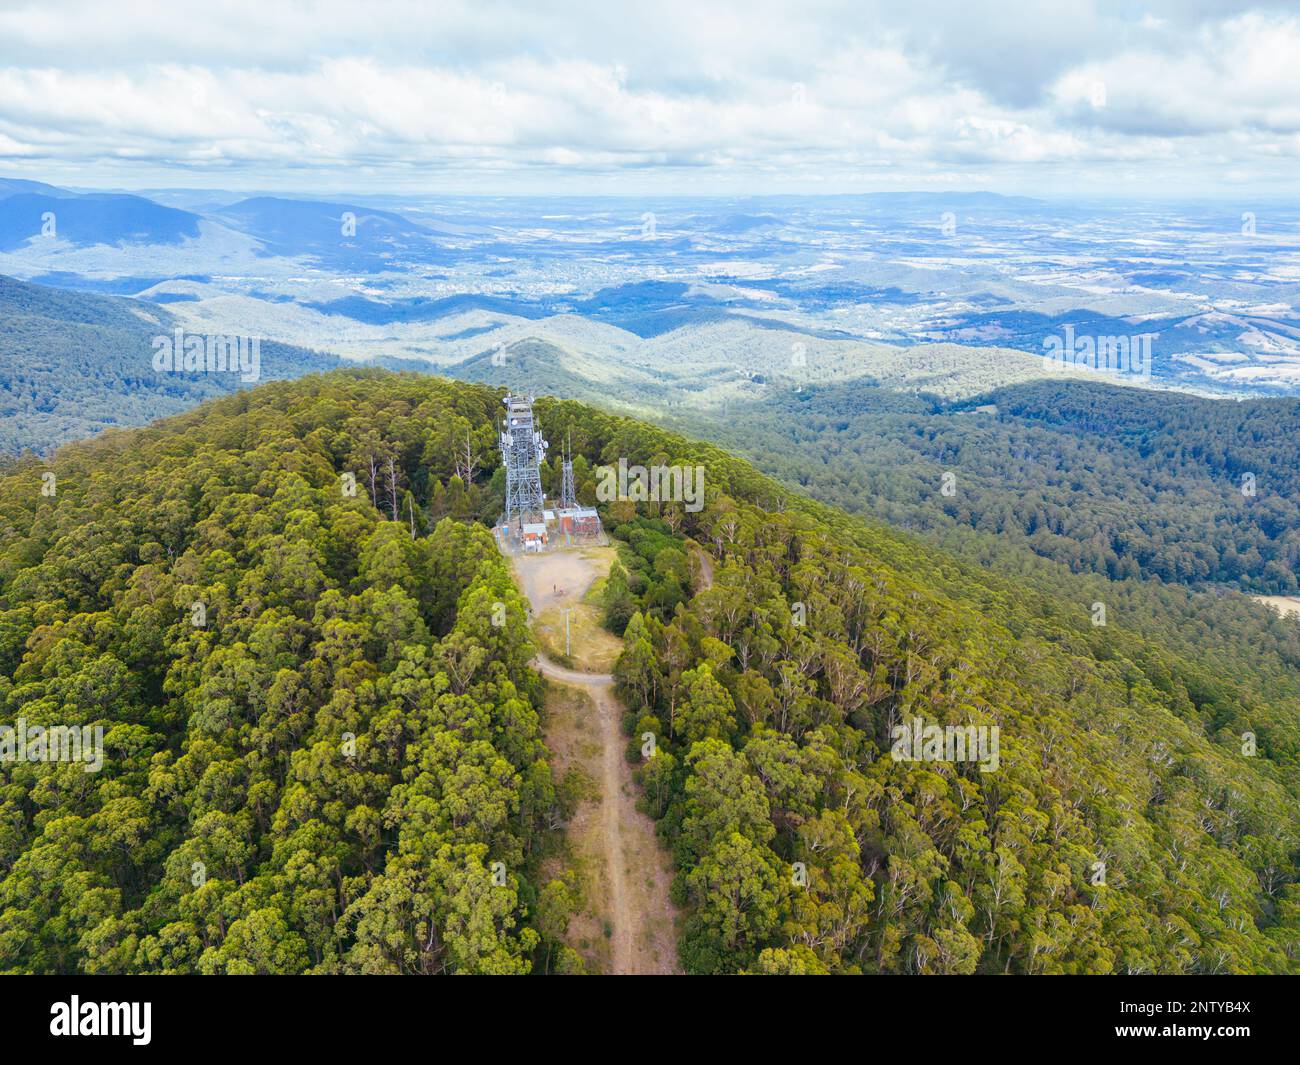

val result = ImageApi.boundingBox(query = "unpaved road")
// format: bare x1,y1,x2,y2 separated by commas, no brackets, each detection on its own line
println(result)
691,542,715,592
515,549,679,975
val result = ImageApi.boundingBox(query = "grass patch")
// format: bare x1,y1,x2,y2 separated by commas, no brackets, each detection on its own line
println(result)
535,601,622,672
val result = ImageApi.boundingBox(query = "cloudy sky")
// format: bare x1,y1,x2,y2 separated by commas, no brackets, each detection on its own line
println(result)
1,0,1298,197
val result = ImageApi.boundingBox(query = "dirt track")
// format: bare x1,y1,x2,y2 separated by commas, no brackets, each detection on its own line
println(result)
515,549,679,975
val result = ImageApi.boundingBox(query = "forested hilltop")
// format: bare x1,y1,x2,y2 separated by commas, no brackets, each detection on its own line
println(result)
0,373,562,973
1,369,1298,974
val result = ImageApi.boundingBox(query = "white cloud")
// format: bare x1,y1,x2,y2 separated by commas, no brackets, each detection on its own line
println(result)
0,0,1295,194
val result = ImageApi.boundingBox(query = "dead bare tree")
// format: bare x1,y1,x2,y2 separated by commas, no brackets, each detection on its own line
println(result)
385,454,400,520
365,451,380,508
454,431,480,485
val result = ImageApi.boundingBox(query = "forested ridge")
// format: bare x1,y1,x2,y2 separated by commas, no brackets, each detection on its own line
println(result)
1,369,1298,974
664,377,1300,594
0,273,338,455
541,400,1300,973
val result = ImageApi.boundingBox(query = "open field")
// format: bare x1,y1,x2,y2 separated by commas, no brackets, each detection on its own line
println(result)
518,546,623,671
1252,595,1300,619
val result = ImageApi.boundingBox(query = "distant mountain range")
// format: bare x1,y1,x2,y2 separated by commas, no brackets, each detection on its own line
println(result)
1,177,1299,395
0,181,462,266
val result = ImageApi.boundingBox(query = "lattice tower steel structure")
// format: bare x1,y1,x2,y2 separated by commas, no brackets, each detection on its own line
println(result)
500,394,548,529
559,429,578,510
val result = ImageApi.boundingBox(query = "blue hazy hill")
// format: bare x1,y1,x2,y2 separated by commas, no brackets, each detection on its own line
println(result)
0,192,202,250
0,177,76,200
213,196,452,266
